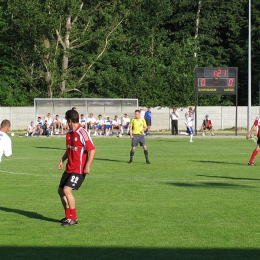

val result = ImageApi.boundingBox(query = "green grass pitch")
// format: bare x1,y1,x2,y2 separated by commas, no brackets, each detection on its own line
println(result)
1,135,260,260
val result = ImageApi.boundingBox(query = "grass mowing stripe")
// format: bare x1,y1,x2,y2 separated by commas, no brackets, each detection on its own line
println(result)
1,136,260,260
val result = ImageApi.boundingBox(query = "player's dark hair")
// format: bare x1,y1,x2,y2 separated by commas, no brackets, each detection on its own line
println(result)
1,119,11,128
65,109,79,123
135,110,140,113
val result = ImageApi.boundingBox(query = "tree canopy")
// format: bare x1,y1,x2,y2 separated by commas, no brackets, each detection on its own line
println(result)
0,0,259,106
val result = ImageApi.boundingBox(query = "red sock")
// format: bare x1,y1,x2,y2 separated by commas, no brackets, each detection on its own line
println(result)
70,208,77,220
65,208,70,219
249,149,259,163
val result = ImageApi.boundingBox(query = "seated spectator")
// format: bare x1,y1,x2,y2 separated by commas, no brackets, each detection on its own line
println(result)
35,117,43,135
45,113,53,135
42,120,51,136
121,113,130,135
86,113,96,134
104,116,112,136
93,114,104,136
80,114,87,128
53,115,62,135
201,114,214,136
111,115,121,135
61,118,68,135
25,121,37,137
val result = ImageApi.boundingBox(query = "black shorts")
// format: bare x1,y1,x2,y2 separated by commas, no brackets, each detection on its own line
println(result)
257,138,260,145
145,119,151,126
59,172,85,190
131,134,146,147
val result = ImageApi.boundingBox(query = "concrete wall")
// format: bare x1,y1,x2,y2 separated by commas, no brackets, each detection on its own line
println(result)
153,106,258,131
0,106,259,131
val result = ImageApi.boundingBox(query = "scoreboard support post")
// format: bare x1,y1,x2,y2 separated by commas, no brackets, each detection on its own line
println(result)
194,67,238,136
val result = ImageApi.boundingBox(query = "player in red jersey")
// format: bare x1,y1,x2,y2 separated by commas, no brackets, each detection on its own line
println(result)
246,115,260,166
58,109,95,226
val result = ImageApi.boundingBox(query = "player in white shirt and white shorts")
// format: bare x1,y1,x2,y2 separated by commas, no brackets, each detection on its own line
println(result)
0,120,12,162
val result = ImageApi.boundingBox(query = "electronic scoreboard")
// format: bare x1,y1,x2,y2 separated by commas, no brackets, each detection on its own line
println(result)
195,67,237,94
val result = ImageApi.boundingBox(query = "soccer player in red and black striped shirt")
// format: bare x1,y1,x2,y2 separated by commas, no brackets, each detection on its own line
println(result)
58,109,95,226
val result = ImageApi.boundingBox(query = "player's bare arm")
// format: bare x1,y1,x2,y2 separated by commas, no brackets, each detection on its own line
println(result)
129,127,133,138
84,149,96,174
58,151,68,170
247,125,255,139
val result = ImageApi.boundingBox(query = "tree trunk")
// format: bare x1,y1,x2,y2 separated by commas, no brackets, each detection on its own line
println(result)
59,17,71,96
43,33,53,98
194,0,201,58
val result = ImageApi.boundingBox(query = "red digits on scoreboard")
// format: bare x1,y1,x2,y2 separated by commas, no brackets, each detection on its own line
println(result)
214,70,220,77
213,69,228,77
228,78,234,87
200,78,206,87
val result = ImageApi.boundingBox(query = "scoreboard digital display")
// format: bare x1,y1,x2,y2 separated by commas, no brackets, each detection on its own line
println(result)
195,67,238,95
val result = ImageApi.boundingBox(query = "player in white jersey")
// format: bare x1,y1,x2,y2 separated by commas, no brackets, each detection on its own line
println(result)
94,115,104,136
26,121,36,136
80,114,87,128
0,120,12,162
86,113,96,134
45,113,53,134
246,115,260,166
111,115,121,136
104,116,112,136
35,117,44,135
121,113,130,135
185,111,194,142
53,115,62,134
61,118,68,135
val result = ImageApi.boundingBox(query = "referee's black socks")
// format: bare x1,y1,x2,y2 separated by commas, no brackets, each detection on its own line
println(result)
130,151,134,161
144,150,148,160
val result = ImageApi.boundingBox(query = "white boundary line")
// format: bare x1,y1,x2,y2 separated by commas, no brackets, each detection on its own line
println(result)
0,170,55,177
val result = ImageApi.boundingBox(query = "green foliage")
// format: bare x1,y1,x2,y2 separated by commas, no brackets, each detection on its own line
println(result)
0,0,259,106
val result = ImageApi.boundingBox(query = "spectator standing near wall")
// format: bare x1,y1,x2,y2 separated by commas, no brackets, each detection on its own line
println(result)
144,107,152,136
170,108,179,135
140,108,145,118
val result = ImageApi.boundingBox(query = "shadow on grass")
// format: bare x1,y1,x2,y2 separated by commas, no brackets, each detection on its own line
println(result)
189,160,245,166
0,206,58,223
167,182,251,188
1,247,260,260
197,174,260,182
95,157,126,163
34,146,65,150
